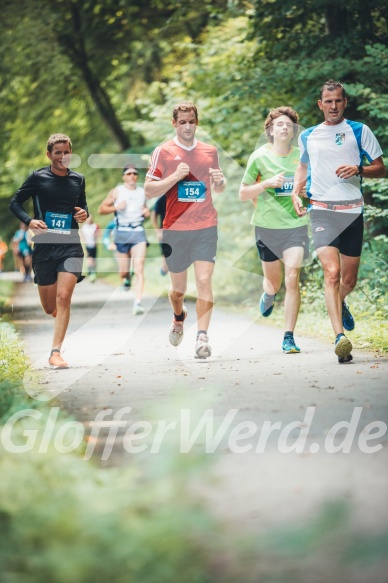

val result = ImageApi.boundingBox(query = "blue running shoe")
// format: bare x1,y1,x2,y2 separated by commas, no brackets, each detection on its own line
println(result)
260,293,275,317
282,336,301,354
335,334,353,363
342,301,355,331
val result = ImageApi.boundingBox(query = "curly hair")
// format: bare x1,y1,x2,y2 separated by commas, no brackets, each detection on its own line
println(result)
264,107,299,143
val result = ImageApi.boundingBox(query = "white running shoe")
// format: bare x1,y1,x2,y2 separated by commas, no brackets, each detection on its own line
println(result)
168,306,187,346
132,301,144,315
195,333,212,359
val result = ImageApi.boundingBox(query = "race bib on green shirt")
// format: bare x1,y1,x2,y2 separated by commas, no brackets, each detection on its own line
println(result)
45,211,72,234
178,181,206,203
275,175,294,196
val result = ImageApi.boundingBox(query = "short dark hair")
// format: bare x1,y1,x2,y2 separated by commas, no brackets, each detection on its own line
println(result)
264,106,299,143
172,101,198,122
47,133,72,153
320,80,346,100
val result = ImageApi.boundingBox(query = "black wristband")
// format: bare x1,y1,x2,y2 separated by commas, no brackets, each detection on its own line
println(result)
357,165,363,176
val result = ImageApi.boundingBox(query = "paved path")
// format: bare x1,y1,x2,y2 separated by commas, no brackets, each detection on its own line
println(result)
6,271,388,540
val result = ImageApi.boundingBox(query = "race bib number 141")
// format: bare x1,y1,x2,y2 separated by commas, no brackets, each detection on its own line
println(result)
45,211,72,234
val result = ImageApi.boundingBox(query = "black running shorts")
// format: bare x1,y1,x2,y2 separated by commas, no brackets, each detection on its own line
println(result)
255,225,309,263
32,243,84,286
161,226,218,273
310,210,363,257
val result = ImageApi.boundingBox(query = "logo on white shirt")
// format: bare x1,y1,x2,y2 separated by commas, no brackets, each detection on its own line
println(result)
335,133,345,146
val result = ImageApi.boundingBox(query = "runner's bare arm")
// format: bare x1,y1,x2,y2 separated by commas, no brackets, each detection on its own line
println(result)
291,162,308,216
98,189,118,214
239,172,286,201
209,168,226,193
336,155,386,179
144,163,190,199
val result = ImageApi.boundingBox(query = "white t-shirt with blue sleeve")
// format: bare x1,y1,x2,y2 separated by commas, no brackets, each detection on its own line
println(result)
299,119,383,210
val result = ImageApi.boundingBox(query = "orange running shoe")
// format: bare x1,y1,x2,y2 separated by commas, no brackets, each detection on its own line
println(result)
48,350,69,369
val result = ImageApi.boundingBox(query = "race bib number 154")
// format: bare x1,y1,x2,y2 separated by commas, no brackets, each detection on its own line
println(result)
178,181,206,203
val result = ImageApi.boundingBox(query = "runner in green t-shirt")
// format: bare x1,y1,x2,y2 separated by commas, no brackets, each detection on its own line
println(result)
239,106,308,354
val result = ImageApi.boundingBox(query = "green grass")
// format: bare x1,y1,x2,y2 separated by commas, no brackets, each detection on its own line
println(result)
0,279,15,313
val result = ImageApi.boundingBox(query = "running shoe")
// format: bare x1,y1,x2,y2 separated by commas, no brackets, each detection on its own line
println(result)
48,350,69,369
260,292,276,317
282,336,301,354
168,306,187,347
342,301,355,331
338,353,353,364
122,277,131,291
132,301,144,315
335,335,353,363
195,333,212,359
88,272,96,283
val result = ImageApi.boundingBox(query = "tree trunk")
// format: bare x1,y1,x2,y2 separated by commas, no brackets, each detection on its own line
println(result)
59,2,131,151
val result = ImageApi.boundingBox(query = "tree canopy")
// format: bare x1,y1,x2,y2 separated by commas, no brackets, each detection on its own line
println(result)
1,0,386,241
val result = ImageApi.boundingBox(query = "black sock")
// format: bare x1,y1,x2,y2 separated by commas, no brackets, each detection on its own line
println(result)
284,331,294,339
174,311,185,321
197,330,207,338
50,349,60,356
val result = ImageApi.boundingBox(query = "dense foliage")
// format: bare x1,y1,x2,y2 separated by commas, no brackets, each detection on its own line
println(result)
0,0,386,314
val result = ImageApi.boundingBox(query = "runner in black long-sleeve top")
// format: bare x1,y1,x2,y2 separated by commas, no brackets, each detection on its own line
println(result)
9,133,89,369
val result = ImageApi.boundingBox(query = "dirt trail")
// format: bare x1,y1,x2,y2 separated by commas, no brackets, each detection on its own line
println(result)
7,272,388,537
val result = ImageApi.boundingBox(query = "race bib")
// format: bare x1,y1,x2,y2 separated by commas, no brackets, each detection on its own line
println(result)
178,181,206,203
275,175,294,196
45,211,72,235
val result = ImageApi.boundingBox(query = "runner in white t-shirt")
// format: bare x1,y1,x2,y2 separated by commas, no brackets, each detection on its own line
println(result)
292,80,385,363
98,164,150,315
81,214,100,282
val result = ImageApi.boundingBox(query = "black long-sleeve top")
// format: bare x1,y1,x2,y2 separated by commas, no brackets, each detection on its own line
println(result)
9,166,88,244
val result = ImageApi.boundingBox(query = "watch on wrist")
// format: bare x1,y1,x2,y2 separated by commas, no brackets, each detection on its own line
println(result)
357,165,364,176
214,178,224,186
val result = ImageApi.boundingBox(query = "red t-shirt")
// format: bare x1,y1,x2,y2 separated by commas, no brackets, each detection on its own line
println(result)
147,137,221,230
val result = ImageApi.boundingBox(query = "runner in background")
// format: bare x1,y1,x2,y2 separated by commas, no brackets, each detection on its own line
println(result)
81,214,100,282
98,164,150,315
13,222,33,282
0,236,8,273
150,194,169,276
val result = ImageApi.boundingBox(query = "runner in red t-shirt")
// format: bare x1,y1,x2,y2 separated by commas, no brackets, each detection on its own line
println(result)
145,102,226,359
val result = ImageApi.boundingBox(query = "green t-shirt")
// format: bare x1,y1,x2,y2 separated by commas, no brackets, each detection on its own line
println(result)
242,144,308,230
